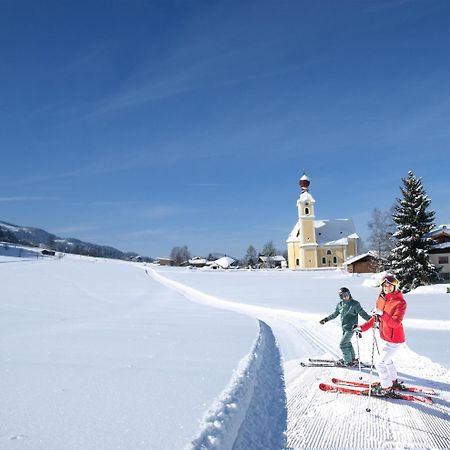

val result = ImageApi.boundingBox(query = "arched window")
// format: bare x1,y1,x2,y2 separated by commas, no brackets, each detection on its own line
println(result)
322,257,326,264
333,256,337,264
305,207,309,215
326,249,332,255
296,258,299,266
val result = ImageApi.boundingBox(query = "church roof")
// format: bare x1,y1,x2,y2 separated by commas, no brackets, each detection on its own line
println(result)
298,191,315,203
315,219,358,245
287,218,358,245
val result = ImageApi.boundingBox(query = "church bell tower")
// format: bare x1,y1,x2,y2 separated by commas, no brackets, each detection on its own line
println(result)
287,172,318,269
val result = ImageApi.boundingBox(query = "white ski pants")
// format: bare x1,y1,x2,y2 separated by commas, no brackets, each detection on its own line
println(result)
375,341,402,388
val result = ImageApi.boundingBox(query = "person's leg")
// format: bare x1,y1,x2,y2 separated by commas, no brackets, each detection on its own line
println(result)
340,330,355,364
375,342,401,388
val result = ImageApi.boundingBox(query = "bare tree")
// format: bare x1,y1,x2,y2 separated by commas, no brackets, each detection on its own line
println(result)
367,208,395,271
261,240,277,268
243,245,258,268
170,245,191,266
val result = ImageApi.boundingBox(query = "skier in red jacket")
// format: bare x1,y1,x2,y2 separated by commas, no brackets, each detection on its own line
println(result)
355,274,406,395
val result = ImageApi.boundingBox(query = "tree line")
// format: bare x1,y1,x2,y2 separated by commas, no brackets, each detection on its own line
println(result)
170,241,288,269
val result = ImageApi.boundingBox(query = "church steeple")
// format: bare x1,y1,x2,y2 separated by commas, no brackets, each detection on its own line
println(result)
299,172,310,193
297,172,315,219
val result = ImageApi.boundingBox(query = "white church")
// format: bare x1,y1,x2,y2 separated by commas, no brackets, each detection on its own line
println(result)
286,173,359,270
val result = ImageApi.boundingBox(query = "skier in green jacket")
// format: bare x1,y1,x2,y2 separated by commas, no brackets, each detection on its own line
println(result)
319,287,371,366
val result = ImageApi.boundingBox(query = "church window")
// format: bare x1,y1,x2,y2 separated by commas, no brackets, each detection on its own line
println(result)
333,256,337,264
326,249,332,255
296,258,299,266
305,207,309,215
322,257,326,264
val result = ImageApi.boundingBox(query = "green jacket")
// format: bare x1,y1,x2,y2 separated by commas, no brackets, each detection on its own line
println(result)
326,298,371,331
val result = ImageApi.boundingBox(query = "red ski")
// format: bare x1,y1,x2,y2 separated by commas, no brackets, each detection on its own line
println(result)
331,377,436,395
319,383,433,404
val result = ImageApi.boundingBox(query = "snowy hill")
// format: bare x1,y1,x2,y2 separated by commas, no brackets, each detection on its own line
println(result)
0,220,152,261
1,255,449,449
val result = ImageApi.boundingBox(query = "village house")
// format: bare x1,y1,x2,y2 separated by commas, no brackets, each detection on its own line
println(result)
428,224,450,281
343,251,381,274
286,173,358,270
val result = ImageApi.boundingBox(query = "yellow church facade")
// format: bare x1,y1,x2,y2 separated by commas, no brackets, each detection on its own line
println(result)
286,173,358,270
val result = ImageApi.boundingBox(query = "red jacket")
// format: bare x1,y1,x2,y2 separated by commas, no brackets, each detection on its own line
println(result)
361,290,407,343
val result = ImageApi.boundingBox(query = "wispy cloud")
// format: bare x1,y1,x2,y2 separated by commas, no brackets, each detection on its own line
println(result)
145,205,199,220
188,182,228,187
0,196,56,202
53,225,103,235
121,228,167,238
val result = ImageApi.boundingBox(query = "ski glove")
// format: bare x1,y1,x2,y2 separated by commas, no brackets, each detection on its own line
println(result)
352,324,362,338
371,308,383,317
319,318,328,325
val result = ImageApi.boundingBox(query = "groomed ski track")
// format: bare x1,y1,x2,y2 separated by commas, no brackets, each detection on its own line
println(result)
147,267,450,450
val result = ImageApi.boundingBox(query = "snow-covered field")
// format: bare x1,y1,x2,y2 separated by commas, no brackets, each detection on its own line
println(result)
1,253,449,449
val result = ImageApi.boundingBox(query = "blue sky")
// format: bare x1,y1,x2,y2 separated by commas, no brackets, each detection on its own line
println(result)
1,0,450,259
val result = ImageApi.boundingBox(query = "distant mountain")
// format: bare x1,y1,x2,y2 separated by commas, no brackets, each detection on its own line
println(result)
0,220,153,262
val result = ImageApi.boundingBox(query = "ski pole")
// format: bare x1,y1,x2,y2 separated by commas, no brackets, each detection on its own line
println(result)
355,330,362,380
374,334,380,356
366,317,377,413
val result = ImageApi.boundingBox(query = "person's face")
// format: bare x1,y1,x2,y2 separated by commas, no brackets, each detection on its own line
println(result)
341,292,350,301
382,282,395,295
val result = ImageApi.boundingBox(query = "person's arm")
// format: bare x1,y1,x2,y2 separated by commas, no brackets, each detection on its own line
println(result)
320,304,340,324
359,316,375,332
356,302,371,321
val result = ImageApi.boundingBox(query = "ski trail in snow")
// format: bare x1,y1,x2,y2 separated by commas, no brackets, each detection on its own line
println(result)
146,267,450,449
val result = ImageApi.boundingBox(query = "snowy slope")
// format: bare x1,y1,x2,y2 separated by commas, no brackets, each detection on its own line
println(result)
0,255,257,449
153,267,450,449
1,254,450,449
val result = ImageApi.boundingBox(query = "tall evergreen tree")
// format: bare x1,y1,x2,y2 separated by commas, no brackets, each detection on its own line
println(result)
389,171,439,292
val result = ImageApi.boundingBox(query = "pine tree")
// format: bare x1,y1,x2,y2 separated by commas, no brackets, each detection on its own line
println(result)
389,171,439,292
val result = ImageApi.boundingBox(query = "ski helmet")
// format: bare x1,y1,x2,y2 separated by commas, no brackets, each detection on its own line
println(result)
380,274,399,288
338,287,351,299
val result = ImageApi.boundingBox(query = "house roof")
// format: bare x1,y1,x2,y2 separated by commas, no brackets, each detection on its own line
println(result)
430,242,450,251
214,256,235,268
427,224,450,239
343,251,378,266
259,255,286,262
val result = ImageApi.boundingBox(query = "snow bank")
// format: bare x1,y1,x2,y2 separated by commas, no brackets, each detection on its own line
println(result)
188,321,287,450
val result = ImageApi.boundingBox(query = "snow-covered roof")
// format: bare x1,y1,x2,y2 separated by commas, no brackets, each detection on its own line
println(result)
214,256,235,269
343,251,379,266
315,219,358,245
287,219,358,245
430,242,450,250
188,257,207,266
259,255,286,262
298,192,315,203
428,224,450,238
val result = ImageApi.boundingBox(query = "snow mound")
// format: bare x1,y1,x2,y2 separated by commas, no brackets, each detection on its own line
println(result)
408,284,450,295
188,320,287,450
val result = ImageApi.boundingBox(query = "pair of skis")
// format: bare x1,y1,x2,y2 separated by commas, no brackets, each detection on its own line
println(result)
300,358,371,368
320,377,435,404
